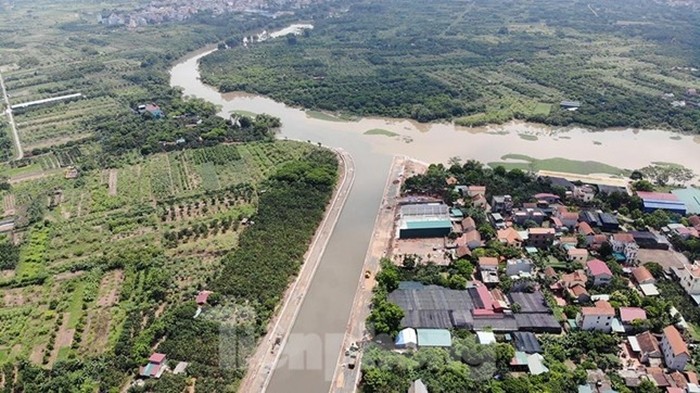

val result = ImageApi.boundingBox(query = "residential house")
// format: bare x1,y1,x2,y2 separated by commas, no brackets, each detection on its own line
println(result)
661,325,690,371
586,259,613,286
675,263,700,296
478,257,500,286
557,209,580,230
586,234,608,251
534,193,561,204
689,215,700,231
632,266,656,285
513,208,546,226
528,227,555,248
506,258,534,278
195,290,212,305
471,193,488,210
143,103,164,119
568,248,588,263
619,307,647,331
497,227,522,247
579,211,602,228
573,185,596,202
461,217,476,232
140,353,167,379
559,236,578,247
549,217,565,232
610,233,639,263
491,195,513,214
598,212,620,232
578,222,595,236
630,230,670,250
578,300,615,332
456,228,482,250
630,331,662,365
568,284,590,303
558,269,589,303
466,185,486,198
490,213,506,229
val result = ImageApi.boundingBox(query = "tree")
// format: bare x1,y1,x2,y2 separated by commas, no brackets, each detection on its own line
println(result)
367,298,404,337
632,180,655,192
644,262,663,279
376,259,401,292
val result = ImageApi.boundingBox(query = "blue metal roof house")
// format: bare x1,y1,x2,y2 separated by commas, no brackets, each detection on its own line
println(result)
637,192,687,215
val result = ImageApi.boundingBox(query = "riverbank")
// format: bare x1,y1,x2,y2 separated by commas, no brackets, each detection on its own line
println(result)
328,155,420,393
239,147,355,392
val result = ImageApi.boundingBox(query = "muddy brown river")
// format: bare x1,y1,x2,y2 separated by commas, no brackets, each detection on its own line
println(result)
170,45,700,393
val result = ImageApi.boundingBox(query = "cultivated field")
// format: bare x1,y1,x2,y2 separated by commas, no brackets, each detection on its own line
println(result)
0,140,317,364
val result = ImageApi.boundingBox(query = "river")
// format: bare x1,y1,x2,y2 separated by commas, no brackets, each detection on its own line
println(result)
170,44,700,393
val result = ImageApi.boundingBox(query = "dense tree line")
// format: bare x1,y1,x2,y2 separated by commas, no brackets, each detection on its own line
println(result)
213,149,338,325
200,0,700,131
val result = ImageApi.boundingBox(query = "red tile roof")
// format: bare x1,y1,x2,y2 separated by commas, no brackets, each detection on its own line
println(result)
619,307,647,322
578,222,594,235
473,281,495,312
497,228,521,245
632,266,654,284
587,259,612,277
561,270,587,287
543,266,557,278
569,284,588,298
529,227,555,235
568,248,588,257
637,191,680,201
461,217,476,231
612,233,635,243
686,371,699,384
560,212,579,221
689,215,700,229
636,331,661,356
456,245,472,258
581,300,615,316
663,325,689,356
478,257,499,268
668,371,688,389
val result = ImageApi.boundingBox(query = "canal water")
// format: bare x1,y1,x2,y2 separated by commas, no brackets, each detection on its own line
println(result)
170,43,700,393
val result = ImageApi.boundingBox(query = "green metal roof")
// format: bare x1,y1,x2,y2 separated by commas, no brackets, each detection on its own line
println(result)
416,328,452,347
672,188,700,214
403,219,452,230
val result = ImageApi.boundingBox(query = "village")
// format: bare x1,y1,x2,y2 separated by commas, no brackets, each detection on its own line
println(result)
360,161,700,393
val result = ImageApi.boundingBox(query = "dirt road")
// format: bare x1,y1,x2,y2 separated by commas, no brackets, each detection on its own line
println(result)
238,148,355,393
0,69,22,160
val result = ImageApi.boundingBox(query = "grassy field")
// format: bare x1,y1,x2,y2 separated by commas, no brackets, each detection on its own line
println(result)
364,128,398,137
0,140,318,365
488,153,629,175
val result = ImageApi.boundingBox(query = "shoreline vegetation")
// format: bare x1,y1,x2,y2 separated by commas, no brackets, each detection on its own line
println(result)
200,0,700,133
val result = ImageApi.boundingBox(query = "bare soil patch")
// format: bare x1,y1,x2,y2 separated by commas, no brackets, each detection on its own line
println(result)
2,288,25,307
47,312,74,367
3,194,15,217
108,169,118,196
